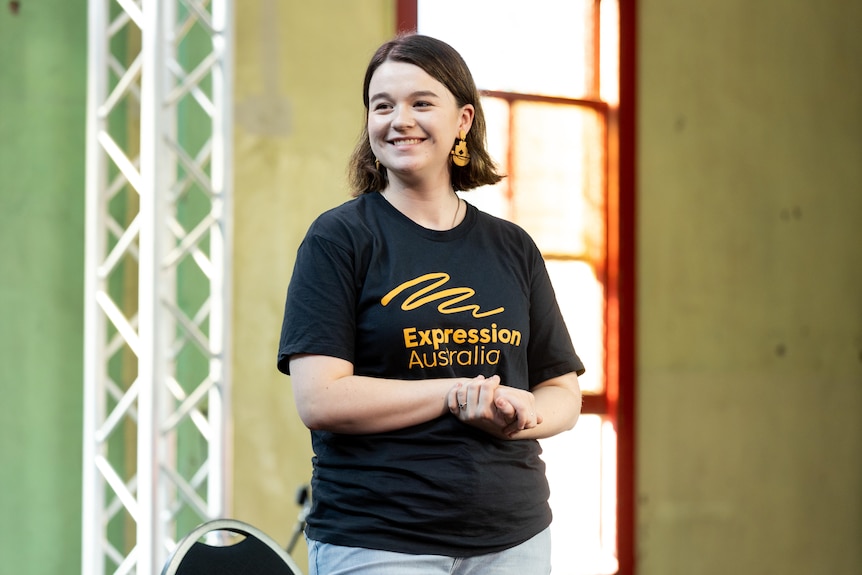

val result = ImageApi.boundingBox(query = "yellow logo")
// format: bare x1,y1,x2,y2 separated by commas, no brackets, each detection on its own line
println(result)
381,272,504,318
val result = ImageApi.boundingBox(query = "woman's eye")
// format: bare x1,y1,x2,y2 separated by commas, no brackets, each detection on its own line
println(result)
373,103,392,111
414,101,431,108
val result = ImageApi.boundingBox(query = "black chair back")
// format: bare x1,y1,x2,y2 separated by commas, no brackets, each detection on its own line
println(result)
161,518,303,575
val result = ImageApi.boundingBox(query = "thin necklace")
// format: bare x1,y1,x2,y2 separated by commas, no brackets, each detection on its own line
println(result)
451,195,461,229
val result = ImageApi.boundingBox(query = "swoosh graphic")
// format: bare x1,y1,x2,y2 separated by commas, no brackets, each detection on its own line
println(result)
381,272,504,318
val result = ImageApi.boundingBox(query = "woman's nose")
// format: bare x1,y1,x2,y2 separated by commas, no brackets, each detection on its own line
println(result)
391,105,415,129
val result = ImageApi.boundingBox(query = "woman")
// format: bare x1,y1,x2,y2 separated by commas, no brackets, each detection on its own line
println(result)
278,34,584,574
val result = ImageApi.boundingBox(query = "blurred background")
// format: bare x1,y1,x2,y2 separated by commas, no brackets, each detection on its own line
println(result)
1,0,860,574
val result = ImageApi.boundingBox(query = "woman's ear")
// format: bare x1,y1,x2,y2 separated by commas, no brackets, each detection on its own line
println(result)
459,104,475,134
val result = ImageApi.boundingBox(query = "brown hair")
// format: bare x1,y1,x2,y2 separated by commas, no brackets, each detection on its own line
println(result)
348,34,504,196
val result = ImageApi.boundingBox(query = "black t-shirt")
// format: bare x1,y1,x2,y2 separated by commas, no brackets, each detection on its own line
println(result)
278,192,584,557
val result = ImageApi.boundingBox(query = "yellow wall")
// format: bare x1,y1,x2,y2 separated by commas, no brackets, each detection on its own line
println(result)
231,1,394,569
230,1,862,573
637,0,862,573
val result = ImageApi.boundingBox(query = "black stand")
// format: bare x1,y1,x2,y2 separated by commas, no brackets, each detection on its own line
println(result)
286,483,311,555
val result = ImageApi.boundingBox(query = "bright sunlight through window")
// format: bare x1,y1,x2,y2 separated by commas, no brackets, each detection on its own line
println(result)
418,1,620,573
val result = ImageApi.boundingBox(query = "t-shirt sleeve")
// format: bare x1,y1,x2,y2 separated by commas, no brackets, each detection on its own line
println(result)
277,226,359,375
526,244,586,386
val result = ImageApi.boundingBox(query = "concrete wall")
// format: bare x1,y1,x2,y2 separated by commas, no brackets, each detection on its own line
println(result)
637,0,862,573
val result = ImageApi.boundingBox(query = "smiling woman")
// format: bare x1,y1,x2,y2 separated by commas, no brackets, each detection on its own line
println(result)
277,33,584,575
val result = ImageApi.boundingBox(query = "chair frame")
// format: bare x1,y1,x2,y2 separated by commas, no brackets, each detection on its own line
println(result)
161,518,304,575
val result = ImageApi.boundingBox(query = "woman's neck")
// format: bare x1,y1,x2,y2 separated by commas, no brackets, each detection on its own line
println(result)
380,184,463,231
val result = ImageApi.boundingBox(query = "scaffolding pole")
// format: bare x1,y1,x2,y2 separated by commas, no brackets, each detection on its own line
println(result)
83,1,233,573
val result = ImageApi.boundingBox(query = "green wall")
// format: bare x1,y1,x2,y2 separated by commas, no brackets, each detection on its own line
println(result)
0,1,86,571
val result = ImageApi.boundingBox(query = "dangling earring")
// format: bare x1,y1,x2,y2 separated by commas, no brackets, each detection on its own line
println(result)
375,158,380,171
450,130,470,167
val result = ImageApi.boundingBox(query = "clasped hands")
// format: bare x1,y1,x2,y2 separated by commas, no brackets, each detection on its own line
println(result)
447,374,541,439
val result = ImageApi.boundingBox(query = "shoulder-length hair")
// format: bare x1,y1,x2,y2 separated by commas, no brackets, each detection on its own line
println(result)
348,34,504,196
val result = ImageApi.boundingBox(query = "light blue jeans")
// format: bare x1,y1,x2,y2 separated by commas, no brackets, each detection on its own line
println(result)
307,527,551,575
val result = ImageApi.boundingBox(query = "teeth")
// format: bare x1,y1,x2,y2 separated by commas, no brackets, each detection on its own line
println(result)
393,139,422,145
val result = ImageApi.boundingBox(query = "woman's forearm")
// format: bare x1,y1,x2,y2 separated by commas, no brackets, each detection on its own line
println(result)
290,354,461,434
508,372,581,440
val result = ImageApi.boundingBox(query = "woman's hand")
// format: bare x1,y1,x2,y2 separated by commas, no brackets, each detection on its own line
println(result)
447,375,541,439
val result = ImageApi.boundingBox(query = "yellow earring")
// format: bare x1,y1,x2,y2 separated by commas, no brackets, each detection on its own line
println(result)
450,130,470,167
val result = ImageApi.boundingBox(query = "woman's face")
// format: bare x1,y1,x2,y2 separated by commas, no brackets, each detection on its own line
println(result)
367,61,473,186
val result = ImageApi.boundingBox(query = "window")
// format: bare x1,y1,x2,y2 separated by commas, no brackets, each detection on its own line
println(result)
404,1,633,573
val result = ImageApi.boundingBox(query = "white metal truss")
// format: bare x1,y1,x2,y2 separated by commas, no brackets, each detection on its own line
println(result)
83,1,233,573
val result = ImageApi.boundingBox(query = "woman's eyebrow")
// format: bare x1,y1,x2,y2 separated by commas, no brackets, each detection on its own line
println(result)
409,90,440,99
369,91,392,103
369,90,440,103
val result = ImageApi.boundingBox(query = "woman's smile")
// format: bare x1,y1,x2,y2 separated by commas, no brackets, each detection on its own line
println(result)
389,137,424,146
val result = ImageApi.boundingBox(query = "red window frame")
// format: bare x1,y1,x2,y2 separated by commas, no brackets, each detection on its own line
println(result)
396,2,637,573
